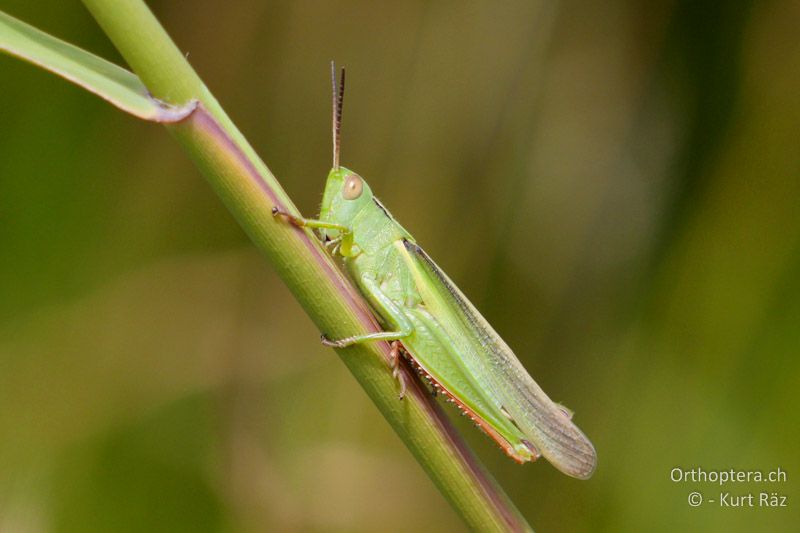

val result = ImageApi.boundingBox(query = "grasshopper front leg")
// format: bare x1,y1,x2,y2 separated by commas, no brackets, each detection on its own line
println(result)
272,207,356,256
271,206,348,232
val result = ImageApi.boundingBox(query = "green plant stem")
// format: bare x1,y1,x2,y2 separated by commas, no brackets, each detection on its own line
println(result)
79,1,532,530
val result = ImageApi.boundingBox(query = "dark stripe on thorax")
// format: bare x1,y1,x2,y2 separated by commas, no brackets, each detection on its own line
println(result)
373,197,391,218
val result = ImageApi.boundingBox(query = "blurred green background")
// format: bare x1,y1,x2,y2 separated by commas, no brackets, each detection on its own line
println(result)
1,1,798,531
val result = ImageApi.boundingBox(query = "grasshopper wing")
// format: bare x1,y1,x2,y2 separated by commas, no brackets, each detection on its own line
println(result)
402,239,597,479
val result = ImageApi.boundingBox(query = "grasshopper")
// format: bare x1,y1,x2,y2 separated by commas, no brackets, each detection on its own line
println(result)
273,64,596,479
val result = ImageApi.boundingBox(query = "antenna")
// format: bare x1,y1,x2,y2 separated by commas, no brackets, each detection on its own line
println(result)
331,61,345,170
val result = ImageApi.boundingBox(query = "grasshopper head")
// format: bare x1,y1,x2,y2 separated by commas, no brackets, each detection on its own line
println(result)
319,166,373,239
320,64,375,239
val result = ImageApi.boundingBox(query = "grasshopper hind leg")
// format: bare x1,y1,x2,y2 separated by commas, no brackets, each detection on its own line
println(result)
389,341,407,400
320,274,415,399
319,336,407,400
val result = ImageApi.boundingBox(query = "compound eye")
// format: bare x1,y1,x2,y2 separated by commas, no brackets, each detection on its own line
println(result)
343,173,363,200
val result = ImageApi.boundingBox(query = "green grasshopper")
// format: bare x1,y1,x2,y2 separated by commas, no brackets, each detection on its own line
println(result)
273,64,596,479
